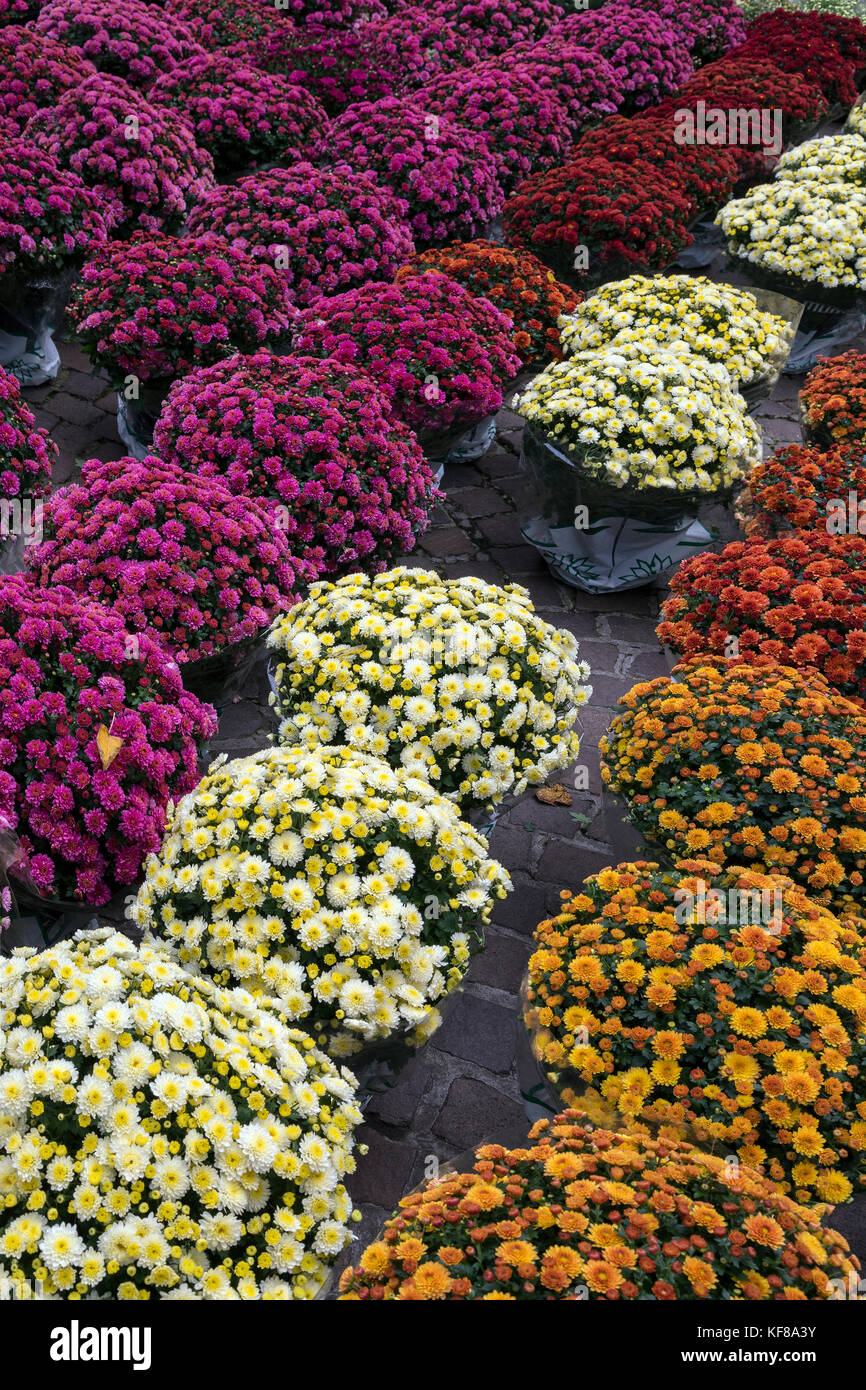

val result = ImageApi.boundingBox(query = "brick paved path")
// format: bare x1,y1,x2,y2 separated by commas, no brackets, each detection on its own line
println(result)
24,248,866,1276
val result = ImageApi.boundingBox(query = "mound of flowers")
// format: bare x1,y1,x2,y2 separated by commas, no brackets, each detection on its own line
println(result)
267,567,592,808
716,179,866,293
549,5,694,112
0,25,96,128
600,655,866,905
629,0,746,63
571,116,740,220
0,365,57,500
291,274,520,436
152,352,438,580
428,0,559,59
523,860,866,1205
0,573,216,903
130,745,511,1057
338,1110,859,1298
775,132,866,187
658,533,866,701
351,6,467,89
0,0,41,22
417,61,571,195
514,345,761,496
150,55,326,177
557,275,792,387
397,241,579,365
0,138,107,283
164,0,285,49
235,23,408,114
730,16,860,106
503,155,695,282
0,929,363,1299
670,54,829,136
737,442,866,536
800,350,866,453
317,98,502,247
186,163,412,308
28,455,305,665
68,232,293,389
496,37,620,141
25,73,215,235
35,0,205,88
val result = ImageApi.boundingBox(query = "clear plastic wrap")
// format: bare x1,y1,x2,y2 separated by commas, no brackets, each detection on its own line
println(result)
0,271,73,387
116,383,172,459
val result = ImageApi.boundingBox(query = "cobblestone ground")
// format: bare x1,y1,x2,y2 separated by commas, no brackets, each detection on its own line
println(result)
26,262,866,1279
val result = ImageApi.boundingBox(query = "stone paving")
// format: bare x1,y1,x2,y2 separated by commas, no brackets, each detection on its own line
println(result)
23,277,866,1279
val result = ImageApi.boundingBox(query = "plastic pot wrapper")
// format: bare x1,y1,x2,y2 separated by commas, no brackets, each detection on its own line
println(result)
728,255,863,333
175,629,264,709
418,412,496,468
517,424,722,593
0,270,74,388
731,285,803,408
785,307,866,376
116,382,173,460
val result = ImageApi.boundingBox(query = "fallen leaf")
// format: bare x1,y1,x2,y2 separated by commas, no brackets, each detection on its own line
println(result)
535,783,572,807
96,724,124,770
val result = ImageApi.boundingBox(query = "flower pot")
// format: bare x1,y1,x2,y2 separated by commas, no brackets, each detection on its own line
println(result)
6,878,101,943
177,630,265,708
0,270,74,387
115,381,173,459
729,257,863,333
418,412,497,467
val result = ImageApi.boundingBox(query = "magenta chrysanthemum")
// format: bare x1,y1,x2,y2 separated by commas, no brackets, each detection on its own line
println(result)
319,97,502,245
0,572,216,903
186,163,412,307
291,274,521,434
35,0,205,87
25,73,215,234
29,454,306,663
0,363,57,500
153,351,439,579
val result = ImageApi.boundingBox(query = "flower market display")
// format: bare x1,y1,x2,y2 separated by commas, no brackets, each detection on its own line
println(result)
0,573,215,905
736,442,866,536
0,929,364,1298
25,73,215,236
267,567,591,809
0,363,56,502
800,349,866,452
27,455,305,666
291,274,521,438
150,55,327,177
657,533,866,701
514,346,761,496
397,241,580,365
338,1111,859,1298
600,656,866,905
152,352,438,579
6,0,866,1316
556,275,794,390
316,99,503,248
186,163,413,309
130,745,511,1057
523,861,866,1203
68,233,293,390
0,25,96,129
35,0,205,88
